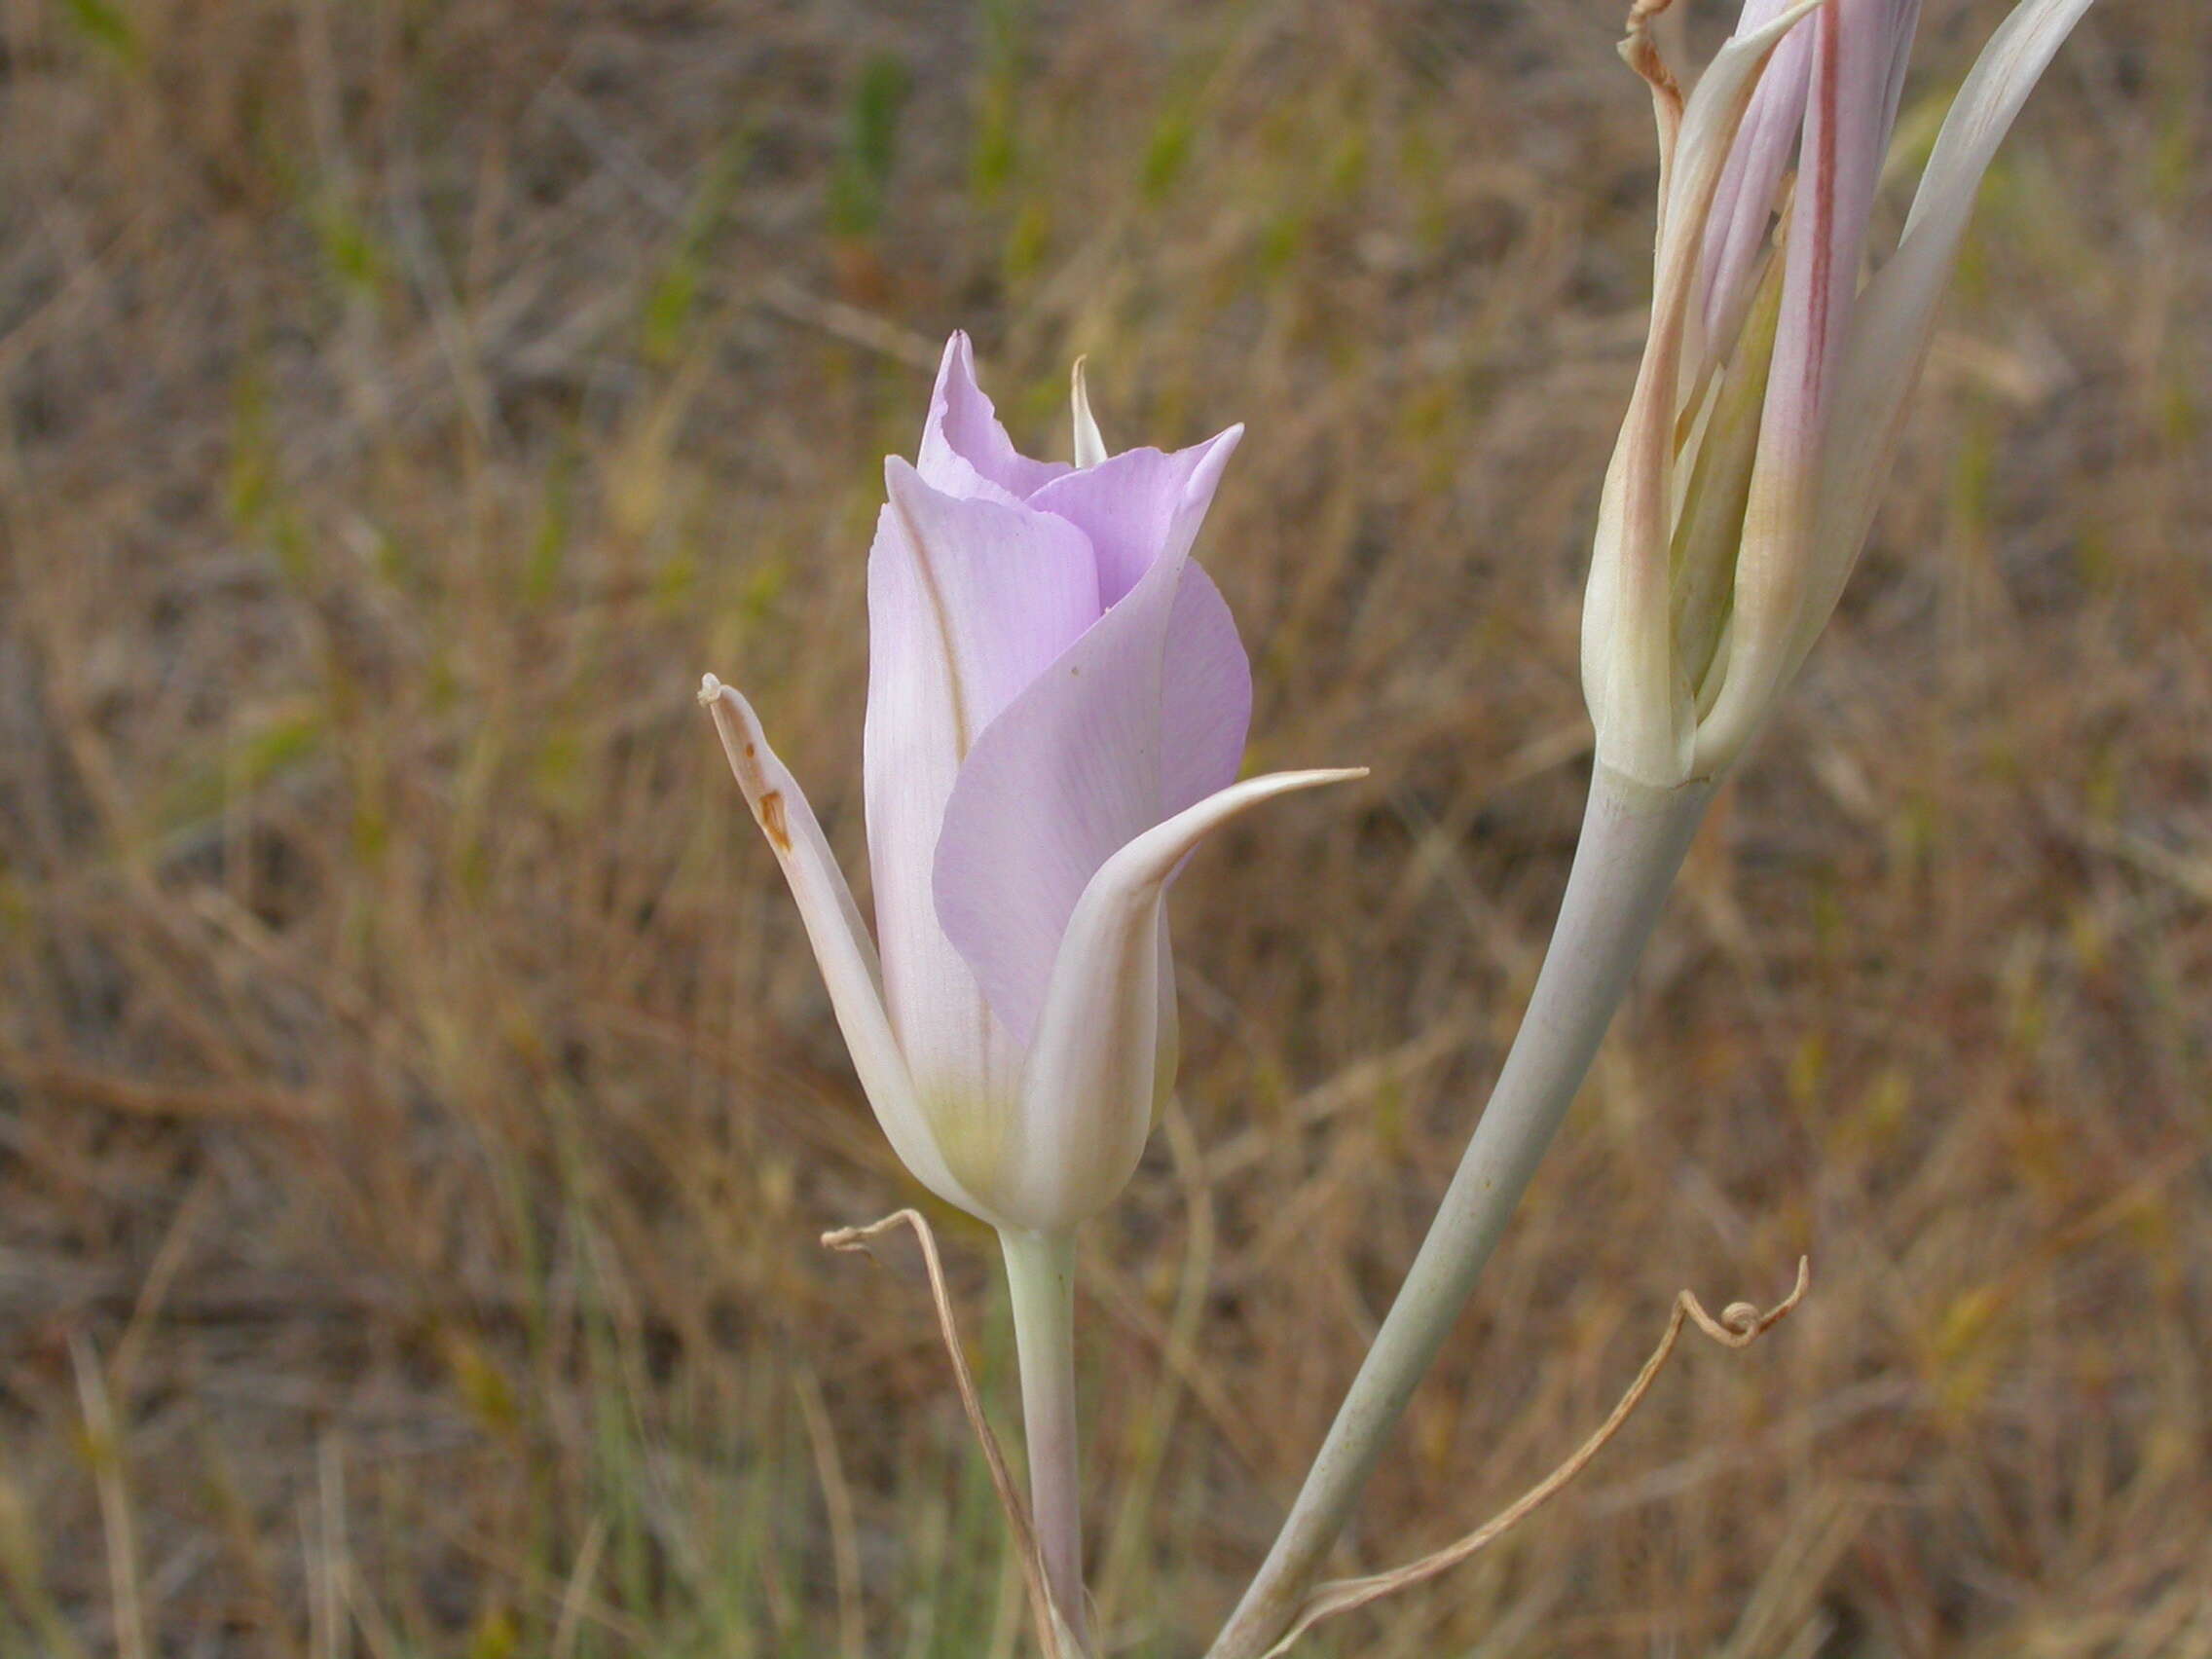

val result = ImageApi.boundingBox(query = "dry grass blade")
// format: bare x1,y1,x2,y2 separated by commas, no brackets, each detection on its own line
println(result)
753,277,945,370
793,1367,866,1659
69,1339,149,1659
547,1520,607,1659
821,1210,1084,1659
1260,1259,1813,1658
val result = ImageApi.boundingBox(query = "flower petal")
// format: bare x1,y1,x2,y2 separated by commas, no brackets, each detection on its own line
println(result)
864,461,1102,1109
1781,0,2096,685
1698,0,1817,355
880,459,1106,734
917,331,1070,503
1762,0,1920,458
1160,560,1253,818
1695,0,1927,774
699,675,994,1220
931,437,1247,1049
927,562,1180,1052
1028,426,1244,607
990,768,1366,1232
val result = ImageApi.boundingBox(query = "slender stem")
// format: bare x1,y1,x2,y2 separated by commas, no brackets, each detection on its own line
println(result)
1000,1226,1088,1650
1209,764,1714,1659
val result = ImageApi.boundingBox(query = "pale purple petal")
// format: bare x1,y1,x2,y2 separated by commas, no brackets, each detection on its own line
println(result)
1875,0,1920,155
1699,0,1816,352
928,548,1185,1052
863,461,1101,1109
699,676,997,1221
986,768,1364,1232
881,459,1105,734
930,434,1248,1046
916,331,1071,503
1160,562,1252,817
1028,426,1243,607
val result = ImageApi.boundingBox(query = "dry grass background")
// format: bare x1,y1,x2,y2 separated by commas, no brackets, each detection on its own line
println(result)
0,0,2206,1653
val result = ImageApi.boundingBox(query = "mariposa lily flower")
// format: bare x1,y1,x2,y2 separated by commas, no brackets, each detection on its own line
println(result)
1582,0,2097,790
702,334,1358,1235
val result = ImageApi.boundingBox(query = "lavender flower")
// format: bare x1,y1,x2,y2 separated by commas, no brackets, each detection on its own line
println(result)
701,334,1357,1234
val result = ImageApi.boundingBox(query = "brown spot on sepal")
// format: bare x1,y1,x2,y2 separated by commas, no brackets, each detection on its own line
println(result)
757,790,793,853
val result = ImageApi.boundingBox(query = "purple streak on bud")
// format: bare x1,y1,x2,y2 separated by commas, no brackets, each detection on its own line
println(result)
1699,0,1816,353
1764,0,1921,454
1699,0,1922,389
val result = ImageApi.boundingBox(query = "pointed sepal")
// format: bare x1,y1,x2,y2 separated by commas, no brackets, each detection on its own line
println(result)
988,767,1366,1231
700,674,998,1222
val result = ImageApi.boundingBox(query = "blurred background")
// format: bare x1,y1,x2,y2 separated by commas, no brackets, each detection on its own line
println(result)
1,0,2207,1653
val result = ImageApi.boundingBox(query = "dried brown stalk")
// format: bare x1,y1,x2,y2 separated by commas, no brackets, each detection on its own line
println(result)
1259,1258,1813,1658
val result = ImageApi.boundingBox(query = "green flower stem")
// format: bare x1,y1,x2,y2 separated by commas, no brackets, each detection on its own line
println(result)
1000,1226,1088,1650
1209,765,1714,1659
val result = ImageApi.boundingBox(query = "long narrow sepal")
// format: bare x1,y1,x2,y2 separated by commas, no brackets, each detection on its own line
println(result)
1673,239,1788,702
1071,357,1109,469
699,674,994,1221
1899,0,2097,248
989,767,1366,1233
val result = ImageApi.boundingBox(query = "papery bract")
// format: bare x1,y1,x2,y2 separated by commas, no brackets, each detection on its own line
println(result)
1582,0,2097,790
704,335,1357,1233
